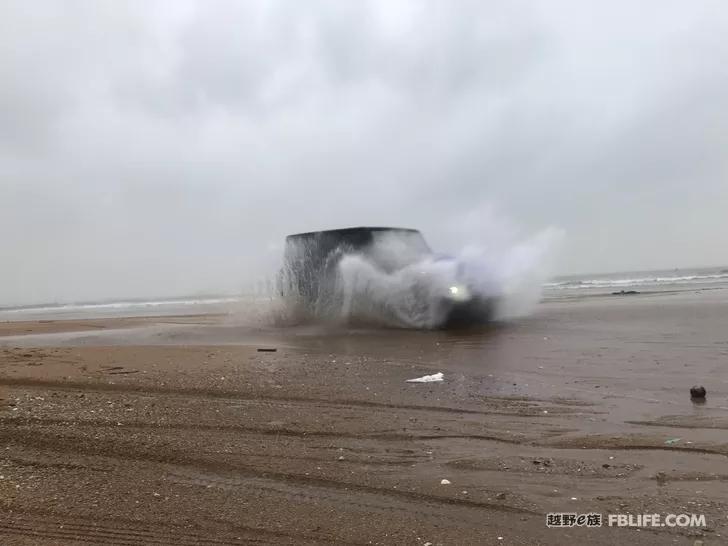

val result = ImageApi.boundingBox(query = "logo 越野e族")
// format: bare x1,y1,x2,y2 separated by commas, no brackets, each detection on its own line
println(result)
546,513,602,527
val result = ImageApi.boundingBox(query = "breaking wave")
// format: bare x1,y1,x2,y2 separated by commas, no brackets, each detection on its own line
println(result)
545,271,728,291
0,296,243,320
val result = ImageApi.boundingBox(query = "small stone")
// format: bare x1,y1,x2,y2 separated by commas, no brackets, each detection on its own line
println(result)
440,479,451,485
496,492,506,500
690,386,706,399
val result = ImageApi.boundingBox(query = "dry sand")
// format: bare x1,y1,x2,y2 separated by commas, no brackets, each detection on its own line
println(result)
1,292,727,544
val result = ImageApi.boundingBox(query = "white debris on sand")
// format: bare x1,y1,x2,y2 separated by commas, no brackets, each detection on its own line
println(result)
440,479,451,485
406,372,444,383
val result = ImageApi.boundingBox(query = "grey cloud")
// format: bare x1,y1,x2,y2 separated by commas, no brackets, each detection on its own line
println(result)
1,0,727,305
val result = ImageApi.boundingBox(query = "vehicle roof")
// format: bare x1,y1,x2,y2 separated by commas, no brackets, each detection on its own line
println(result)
285,226,422,240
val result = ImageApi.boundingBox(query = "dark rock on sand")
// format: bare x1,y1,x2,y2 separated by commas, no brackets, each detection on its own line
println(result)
690,385,706,400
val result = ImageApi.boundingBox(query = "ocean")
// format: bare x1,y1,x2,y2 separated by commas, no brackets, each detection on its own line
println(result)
543,265,728,299
0,296,244,321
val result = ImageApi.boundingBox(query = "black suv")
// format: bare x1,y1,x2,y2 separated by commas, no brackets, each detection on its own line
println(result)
278,227,495,328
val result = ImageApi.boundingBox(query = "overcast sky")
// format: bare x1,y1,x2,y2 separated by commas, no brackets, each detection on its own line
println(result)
2,1,727,305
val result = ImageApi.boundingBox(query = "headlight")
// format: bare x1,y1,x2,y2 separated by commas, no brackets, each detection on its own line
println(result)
447,285,471,301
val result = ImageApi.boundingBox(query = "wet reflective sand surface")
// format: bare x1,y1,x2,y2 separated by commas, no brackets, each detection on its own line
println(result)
1,292,727,544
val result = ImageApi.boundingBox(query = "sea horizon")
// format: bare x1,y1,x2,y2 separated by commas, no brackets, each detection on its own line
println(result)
3,264,728,320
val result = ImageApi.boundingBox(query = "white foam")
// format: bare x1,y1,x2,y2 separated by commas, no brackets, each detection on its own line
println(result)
545,272,728,291
0,296,246,320
406,372,444,383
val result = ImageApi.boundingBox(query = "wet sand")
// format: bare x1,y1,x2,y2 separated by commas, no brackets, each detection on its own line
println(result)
1,292,727,545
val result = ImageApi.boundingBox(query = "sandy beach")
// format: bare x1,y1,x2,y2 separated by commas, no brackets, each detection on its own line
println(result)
1,291,727,545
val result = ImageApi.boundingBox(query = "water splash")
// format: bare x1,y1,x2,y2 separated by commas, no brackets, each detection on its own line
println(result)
338,228,561,326
270,220,562,329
